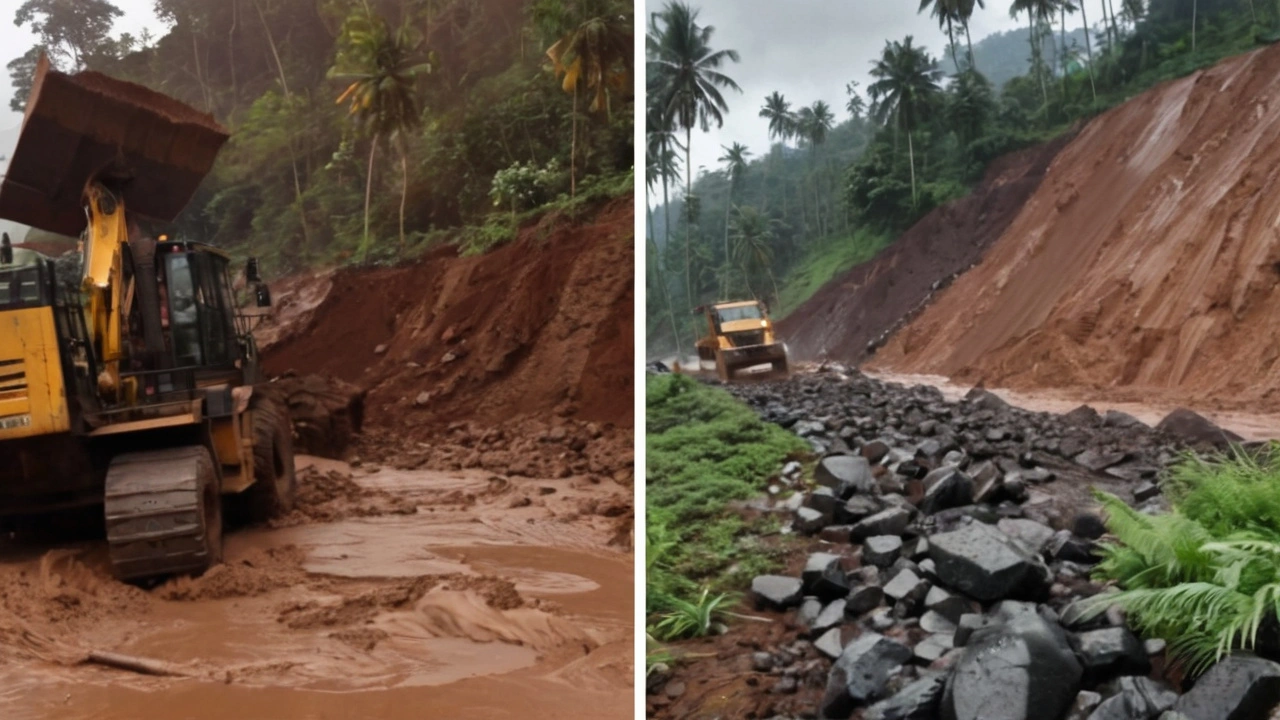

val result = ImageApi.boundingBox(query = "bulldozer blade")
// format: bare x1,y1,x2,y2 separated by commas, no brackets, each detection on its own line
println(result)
0,54,228,237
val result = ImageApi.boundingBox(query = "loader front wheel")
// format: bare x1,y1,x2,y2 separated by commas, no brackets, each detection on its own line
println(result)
245,394,297,522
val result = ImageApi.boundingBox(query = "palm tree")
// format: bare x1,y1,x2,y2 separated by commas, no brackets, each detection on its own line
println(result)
758,91,795,210
957,0,986,70
845,82,866,121
547,5,633,198
868,36,943,205
1010,0,1058,110
1058,0,1076,93
331,9,434,262
717,142,751,296
730,205,781,306
919,0,964,71
797,100,835,236
1076,0,1097,102
648,0,741,316
646,101,683,248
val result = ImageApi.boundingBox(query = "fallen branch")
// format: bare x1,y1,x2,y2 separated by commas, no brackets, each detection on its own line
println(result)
82,650,196,678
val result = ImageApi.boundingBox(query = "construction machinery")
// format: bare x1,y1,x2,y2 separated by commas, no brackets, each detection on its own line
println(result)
0,55,296,581
694,300,789,381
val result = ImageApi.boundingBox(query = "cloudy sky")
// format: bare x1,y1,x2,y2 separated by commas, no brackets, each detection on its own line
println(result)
649,0,1116,199
0,0,166,131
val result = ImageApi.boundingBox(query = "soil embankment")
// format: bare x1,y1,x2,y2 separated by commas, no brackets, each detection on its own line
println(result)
778,133,1075,363
872,43,1280,411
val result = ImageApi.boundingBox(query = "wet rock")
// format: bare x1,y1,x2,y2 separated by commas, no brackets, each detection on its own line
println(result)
820,632,913,718
847,584,884,616
865,536,904,568
816,455,877,498
1144,638,1167,656
920,467,975,515
803,553,850,601
806,486,842,517
752,652,775,672
865,673,947,720
954,613,992,647
1063,405,1101,427
815,627,844,659
812,599,847,636
920,610,958,634
1071,627,1151,681
1134,481,1161,503
852,507,913,540
1075,449,1130,472
925,586,971,623
914,633,955,663
1049,530,1098,564
798,597,823,628
1072,513,1109,540
795,506,828,534
1156,408,1243,447
997,518,1056,553
1089,677,1177,720
870,607,896,631
943,607,1082,720
883,569,931,605
1066,691,1103,720
843,495,884,522
1103,410,1146,430
863,440,892,464
752,575,803,610
820,525,856,543
928,521,1052,602
1171,654,1280,720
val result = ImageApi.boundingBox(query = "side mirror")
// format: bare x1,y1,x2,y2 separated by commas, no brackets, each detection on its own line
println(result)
254,283,272,308
246,257,261,284
0,233,10,265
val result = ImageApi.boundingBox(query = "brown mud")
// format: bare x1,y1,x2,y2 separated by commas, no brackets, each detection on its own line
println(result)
0,457,632,719
871,43,1280,412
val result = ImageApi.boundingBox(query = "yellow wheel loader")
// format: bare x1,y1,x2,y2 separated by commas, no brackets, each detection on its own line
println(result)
693,300,789,382
0,55,296,581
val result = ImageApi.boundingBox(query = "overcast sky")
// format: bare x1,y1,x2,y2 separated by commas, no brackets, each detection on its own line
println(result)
0,0,166,131
650,0,1116,199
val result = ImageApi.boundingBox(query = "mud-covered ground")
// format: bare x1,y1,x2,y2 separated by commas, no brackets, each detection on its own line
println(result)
0,452,632,719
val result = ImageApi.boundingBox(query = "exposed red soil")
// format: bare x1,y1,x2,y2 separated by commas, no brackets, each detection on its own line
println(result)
779,133,1076,363
261,198,634,432
870,44,1280,412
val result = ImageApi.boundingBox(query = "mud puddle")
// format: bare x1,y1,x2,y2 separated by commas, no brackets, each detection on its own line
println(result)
0,456,633,719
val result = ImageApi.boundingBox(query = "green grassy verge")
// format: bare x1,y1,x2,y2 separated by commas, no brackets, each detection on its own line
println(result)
646,373,807,627
775,229,890,320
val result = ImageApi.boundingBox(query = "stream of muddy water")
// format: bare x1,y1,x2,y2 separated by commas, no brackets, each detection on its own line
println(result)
0,457,633,719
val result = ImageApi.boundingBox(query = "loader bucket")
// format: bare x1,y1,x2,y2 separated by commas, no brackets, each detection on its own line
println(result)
718,344,790,382
0,55,228,237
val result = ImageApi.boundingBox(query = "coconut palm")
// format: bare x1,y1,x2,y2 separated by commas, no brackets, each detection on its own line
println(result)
797,101,835,235
845,82,866,121
867,36,943,204
730,205,781,306
547,5,633,197
919,0,964,71
648,0,741,315
1010,0,1058,110
1075,0,1097,101
717,142,751,296
646,100,683,248
331,9,434,261
956,0,985,69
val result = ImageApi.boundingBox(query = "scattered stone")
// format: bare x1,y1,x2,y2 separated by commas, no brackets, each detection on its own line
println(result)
883,569,930,604
1134,481,1161,503
1089,677,1177,720
1103,410,1145,430
928,522,1051,602
803,553,850,601
847,584,884,616
914,633,955,663
820,633,913,718
816,455,877,498
920,610,957,634
1156,408,1243,447
870,608,896,631
806,486,842,516
1066,690,1102,720
811,599,847,636
843,494,884,522
1071,627,1152,681
1075,449,1130,472
865,673,946,720
1072,513,1109,540
752,575,803,610
1049,530,1098,564
865,536,904,568
798,597,823,628
943,608,1083,720
795,506,827,535
1171,655,1280,720
954,613,991,647
1143,638,1166,656
919,467,975,515
925,586,971,623
997,518,1056,553
862,440,892,464
853,507,914,540
751,652,774,672
815,627,844,659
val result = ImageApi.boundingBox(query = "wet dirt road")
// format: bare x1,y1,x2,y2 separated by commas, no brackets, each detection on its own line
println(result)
0,457,633,719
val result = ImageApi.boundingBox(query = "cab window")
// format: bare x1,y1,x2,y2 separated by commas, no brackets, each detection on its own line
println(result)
717,305,763,323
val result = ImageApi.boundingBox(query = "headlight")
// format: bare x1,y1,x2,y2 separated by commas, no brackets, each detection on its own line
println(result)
760,320,767,327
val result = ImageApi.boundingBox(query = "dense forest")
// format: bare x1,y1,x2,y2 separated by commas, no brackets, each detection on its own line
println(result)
645,0,1277,356
7,0,633,274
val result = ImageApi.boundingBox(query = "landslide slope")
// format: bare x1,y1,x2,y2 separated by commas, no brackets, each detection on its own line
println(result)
261,197,633,431
872,44,1280,410
778,134,1074,363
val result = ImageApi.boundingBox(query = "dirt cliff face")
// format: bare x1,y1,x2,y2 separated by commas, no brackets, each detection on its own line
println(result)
778,133,1075,363
872,43,1280,411
261,198,634,432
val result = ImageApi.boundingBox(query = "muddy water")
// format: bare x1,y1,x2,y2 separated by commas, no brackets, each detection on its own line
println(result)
0,458,633,719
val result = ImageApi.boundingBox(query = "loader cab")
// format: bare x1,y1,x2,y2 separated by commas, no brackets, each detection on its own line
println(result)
0,250,53,310
155,242,246,373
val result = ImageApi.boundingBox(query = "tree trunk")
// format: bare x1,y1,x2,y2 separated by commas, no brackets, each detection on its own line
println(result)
361,139,377,263
947,17,961,73
399,137,409,254
768,267,781,313
684,125,694,335
1060,6,1069,96
570,87,578,197
1030,13,1049,112
1192,0,1197,53
1082,1,1097,102
908,130,917,204
965,22,976,72
723,188,732,299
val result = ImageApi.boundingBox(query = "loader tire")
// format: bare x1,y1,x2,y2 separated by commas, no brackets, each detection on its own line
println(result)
105,445,223,581
246,393,297,522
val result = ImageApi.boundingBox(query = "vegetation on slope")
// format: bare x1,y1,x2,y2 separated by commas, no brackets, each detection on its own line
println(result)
8,0,633,275
645,0,1280,355
646,373,806,640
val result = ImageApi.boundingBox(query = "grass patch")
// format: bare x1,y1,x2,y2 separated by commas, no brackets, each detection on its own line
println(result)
775,228,890,319
646,373,807,629
1090,444,1280,674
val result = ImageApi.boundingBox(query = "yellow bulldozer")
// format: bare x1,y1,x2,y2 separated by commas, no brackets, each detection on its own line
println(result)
693,300,789,381
0,56,296,581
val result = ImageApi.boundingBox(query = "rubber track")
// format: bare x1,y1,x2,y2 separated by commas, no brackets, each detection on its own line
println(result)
104,445,217,581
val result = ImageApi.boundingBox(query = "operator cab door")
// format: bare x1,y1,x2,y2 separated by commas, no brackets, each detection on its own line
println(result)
161,250,238,376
